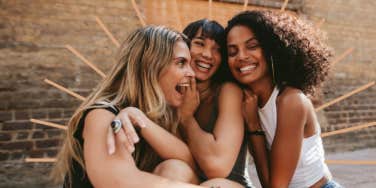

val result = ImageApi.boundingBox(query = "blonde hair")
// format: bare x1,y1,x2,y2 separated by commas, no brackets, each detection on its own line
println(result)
51,26,186,186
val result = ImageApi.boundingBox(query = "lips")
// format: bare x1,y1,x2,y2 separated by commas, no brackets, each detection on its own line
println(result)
238,63,257,74
195,60,212,72
175,82,190,95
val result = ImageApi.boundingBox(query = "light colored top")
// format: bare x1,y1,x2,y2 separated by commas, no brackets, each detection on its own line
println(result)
257,87,329,188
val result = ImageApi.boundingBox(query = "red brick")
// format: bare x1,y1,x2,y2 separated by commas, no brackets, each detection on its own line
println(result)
46,149,58,157
0,141,33,150
48,109,63,119
32,131,45,139
0,111,13,122
0,132,12,141
2,121,33,130
28,150,45,158
16,131,29,140
15,110,30,120
31,110,47,119
10,152,24,160
35,139,60,149
0,152,9,161
46,130,63,138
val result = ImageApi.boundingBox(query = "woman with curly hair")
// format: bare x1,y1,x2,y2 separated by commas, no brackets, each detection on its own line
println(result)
225,11,342,188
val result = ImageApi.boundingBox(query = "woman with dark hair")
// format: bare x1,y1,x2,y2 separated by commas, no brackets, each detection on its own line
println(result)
225,10,342,188
111,19,252,188
179,19,251,188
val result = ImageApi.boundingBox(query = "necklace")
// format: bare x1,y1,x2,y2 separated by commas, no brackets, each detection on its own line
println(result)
199,84,215,102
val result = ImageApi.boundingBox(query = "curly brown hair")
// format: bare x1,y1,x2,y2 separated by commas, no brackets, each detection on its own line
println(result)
225,10,333,94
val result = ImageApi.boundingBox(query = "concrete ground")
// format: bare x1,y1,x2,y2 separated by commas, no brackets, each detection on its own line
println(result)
248,148,376,188
1,148,375,188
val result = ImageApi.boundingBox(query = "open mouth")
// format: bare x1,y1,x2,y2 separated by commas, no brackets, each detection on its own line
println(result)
196,61,212,72
239,64,257,74
175,82,190,95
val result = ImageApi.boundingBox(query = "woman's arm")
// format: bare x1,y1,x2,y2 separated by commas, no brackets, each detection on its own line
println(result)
269,90,308,188
109,107,196,169
243,89,270,188
83,109,202,188
180,82,244,178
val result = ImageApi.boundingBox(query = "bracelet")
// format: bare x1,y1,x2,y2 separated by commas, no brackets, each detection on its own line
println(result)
247,129,265,136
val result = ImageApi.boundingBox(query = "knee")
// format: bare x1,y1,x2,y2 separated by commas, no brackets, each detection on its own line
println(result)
201,178,244,188
153,159,198,184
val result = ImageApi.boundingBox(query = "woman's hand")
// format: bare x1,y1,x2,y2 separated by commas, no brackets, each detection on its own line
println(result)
178,77,200,123
107,107,147,155
242,89,261,131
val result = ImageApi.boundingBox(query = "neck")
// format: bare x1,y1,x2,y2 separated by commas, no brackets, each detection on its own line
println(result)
247,76,275,108
197,79,211,93
197,79,213,101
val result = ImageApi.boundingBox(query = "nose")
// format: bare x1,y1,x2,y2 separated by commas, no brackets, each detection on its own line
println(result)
238,48,249,61
185,64,195,77
202,46,213,60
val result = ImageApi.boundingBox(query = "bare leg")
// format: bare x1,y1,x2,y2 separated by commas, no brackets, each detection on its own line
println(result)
153,159,199,184
200,178,244,188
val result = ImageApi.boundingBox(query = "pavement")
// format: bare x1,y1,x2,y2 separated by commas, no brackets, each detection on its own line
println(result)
247,148,376,188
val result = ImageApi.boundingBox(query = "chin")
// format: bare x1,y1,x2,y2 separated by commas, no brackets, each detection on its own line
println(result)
196,74,212,82
167,99,182,108
237,76,256,85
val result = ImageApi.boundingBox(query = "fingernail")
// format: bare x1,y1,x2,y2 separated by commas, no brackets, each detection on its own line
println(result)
130,146,135,153
108,146,115,155
140,121,146,128
133,136,139,143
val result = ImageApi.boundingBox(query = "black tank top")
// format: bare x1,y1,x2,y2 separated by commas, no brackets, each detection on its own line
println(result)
63,105,119,188
197,86,253,188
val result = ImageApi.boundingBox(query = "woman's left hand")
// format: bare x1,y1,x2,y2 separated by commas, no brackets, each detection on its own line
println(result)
178,77,200,123
107,107,148,155
242,89,261,131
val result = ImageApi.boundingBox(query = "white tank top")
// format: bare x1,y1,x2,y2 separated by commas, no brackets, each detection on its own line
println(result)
257,87,329,188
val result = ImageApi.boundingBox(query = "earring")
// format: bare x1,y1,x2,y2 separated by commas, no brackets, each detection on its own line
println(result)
271,56,276,85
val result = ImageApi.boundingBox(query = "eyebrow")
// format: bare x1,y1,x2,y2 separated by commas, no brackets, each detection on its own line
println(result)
173,57,188,61
227,37,257,47
193,36,205,40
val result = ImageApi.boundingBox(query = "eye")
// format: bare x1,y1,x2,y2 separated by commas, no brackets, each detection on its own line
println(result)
228,47,237,57
176,58,186,67
192,40,204,47
213,45,221,53
246,42,260,50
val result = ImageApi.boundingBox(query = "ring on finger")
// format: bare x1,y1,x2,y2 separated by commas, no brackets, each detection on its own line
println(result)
111,119,122,134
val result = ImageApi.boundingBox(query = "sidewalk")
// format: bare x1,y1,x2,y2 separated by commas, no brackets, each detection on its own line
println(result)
248,148,376,188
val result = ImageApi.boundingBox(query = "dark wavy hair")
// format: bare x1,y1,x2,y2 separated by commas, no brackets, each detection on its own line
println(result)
183,19,232,83
225,10,333,94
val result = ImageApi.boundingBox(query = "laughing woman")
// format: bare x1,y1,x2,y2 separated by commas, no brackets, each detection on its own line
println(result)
110,19,252,188
51,26,203,188
180,19,251,188
225,11,342,188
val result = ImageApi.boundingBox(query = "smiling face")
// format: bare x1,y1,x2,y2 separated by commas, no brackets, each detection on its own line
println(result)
190,29,222,82
227,25,271,85
159,40,194,107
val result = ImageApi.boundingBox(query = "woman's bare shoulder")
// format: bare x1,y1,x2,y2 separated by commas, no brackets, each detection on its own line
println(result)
277,87,310,111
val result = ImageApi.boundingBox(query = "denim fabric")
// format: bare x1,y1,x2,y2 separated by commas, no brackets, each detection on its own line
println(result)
321,180,343,188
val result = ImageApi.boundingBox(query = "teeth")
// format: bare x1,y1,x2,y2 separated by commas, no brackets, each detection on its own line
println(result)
240,65,256,72
197,62,211,69
177,83,190,87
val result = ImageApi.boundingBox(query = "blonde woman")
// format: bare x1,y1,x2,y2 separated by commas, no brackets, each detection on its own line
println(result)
51,26,203,188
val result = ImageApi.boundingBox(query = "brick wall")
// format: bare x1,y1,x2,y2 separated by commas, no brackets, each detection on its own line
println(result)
0,0,139,187
300,0,376,152
0,0,375,187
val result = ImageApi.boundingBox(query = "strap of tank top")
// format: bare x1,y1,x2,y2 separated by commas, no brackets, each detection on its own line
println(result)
93,100,120,114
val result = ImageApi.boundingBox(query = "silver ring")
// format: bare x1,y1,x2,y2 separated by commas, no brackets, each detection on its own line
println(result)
111,119,122,133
